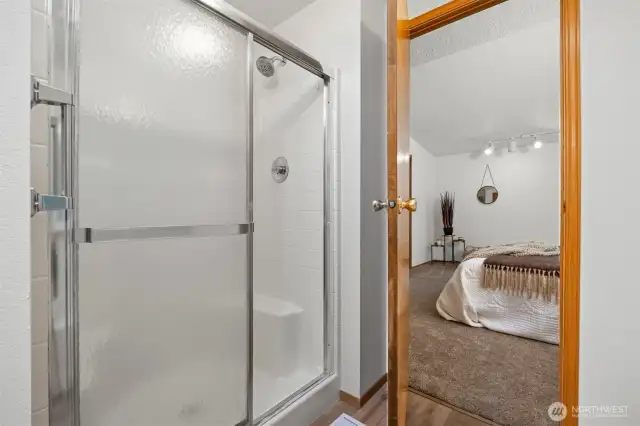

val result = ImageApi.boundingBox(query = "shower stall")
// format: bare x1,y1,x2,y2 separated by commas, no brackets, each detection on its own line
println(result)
37,0,338,425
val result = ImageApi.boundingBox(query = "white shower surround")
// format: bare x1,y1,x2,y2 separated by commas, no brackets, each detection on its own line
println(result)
252,41,338,421
34,1,341,426
258,66,340,425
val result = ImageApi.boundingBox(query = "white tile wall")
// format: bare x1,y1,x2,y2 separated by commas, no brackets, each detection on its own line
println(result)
30,214,49,279
31,343,49,412
32,408,49,426
30,106,50,145
31,0,51,424
31,9,49,80
252,43,340,415
32,0,47,14
31,278,49,345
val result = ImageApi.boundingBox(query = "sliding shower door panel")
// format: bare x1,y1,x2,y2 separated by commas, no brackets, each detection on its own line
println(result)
252,41,327,420
77,0,250,425
78,0,248,228
77,236,248,426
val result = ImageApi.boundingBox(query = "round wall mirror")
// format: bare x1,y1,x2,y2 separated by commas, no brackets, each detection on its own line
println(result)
477,186,499,204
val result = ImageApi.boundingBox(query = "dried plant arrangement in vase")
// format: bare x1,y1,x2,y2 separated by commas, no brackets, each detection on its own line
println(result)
440,191,455,236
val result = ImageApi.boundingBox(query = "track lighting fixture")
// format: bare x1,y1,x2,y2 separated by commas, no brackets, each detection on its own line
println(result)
479,131,555,155
533,138,543,149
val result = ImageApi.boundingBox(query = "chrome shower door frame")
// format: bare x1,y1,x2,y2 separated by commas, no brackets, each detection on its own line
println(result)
250,62,338,426
50,1,337,425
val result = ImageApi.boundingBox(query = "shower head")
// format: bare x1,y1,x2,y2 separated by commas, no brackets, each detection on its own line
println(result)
256,55,286,77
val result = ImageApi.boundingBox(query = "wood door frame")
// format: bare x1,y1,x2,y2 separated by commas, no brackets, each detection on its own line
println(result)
387,1,581,425
387,0,410,424
409,154,412,267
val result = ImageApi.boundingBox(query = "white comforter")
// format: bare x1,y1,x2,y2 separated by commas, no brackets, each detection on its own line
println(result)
436,258,559,344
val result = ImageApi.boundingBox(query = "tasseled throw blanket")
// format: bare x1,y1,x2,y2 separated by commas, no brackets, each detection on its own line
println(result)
463,243,560,301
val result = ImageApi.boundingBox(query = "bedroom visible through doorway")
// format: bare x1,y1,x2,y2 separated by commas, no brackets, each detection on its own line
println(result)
408,0,561,424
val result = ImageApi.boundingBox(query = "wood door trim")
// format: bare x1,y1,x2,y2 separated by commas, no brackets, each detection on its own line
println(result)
390,1,582,425
387,0,410,425
407,0,507,39
387,0,399,415
409,154,413,267
559,0,581,423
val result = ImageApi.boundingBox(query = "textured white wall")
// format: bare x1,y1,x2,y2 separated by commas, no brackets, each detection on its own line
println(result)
580,0,640,423
275,0,363,397
410,139,437,266
0,1,32,426
432,145,560,248
359,0,387,395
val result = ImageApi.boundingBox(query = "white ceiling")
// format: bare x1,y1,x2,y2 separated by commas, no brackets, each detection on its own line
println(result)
224,0,452,29
410,0,560,156
224,0,318,28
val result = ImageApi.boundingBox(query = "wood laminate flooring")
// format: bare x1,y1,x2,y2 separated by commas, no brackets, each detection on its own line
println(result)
311,385,495,426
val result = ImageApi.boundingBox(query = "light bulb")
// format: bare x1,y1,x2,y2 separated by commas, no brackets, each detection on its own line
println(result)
534,139,543,149
484,142,494,156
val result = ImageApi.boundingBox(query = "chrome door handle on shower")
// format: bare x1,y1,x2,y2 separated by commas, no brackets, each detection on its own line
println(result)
30,76,75,218
372,199,396,212
31,188,73,217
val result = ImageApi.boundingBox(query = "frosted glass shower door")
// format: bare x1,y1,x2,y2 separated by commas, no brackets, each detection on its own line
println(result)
252,42,327,419
76,1,250,425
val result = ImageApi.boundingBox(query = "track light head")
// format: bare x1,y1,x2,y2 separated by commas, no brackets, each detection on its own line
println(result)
484,142,494,156
533,138,543,149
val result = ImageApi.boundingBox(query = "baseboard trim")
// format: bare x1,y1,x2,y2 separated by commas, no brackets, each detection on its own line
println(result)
338,390,360,408
360,373,388,407
409,388,500,426
339,373,388,409
410,260,431,268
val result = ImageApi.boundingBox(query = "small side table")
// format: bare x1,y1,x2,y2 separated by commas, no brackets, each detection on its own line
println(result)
431,235,466,262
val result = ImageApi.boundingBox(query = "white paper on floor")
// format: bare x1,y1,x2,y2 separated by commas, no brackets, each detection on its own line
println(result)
330,413,366,426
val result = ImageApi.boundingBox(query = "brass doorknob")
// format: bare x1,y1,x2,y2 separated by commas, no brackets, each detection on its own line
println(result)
398,197,417,213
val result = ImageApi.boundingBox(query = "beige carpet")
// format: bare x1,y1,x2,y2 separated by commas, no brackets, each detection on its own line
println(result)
409,262,558,426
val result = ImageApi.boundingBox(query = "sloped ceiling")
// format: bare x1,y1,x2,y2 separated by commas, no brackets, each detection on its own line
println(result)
224,0,318,28
410,0,559,66
410,0,560,156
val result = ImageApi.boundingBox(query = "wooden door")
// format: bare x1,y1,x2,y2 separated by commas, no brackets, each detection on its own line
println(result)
387,2,582,425
409,155,413,266
387,0,411,425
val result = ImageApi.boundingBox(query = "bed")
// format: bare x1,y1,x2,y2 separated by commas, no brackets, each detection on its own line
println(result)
436,257,559,344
